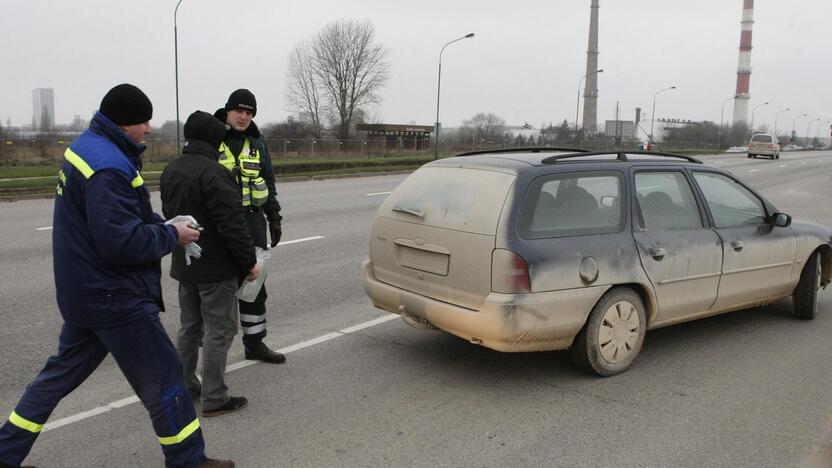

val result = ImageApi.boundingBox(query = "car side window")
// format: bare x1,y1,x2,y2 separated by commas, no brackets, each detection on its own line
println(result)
692,172,766,228
517,172,623,239
634,172,702,230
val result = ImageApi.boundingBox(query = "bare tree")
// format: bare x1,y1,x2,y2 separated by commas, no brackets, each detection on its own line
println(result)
312,19,389,140
285,40,323,138
461,112,506,144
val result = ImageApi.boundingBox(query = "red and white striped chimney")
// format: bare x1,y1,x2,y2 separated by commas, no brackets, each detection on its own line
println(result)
732,0,754,125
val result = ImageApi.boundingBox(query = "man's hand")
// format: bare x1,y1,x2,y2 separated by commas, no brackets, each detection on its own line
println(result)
173,221,200,246
269,221,282,248
246,262,262,282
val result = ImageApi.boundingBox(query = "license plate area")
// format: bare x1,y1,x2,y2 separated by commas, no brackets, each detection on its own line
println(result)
395,239,450,276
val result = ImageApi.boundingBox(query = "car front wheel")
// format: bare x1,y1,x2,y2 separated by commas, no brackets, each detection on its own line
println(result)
793,251,822,319
570,287,647,376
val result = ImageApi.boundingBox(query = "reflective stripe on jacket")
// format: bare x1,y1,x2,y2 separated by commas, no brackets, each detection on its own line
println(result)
218,138,268,206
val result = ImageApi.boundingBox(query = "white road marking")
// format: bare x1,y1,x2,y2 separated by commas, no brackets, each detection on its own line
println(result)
36,227,53,231
276,236,324,246
366,191,392,196
749,169,760,172
779,165,788,168
802,162,807,165
42,313,400,432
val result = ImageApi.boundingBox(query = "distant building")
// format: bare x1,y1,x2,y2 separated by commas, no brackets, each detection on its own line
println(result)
70,114,87,131
637,118,695,143
355,123,433,150
33,88,55,130
503,123,539,141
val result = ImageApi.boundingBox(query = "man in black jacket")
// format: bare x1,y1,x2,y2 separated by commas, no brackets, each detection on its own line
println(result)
214,89,285,364
160,110,260,417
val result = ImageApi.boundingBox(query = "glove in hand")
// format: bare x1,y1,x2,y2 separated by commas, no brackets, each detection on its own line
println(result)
269,221,282,247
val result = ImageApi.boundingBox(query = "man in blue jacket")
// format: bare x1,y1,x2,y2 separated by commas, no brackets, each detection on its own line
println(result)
0,84,232,468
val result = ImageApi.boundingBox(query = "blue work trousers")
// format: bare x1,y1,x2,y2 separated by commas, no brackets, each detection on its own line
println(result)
0,314,206,468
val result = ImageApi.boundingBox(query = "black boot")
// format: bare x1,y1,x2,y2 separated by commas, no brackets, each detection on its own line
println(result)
202,396,248,418
197,457,235,468
244,341,286,364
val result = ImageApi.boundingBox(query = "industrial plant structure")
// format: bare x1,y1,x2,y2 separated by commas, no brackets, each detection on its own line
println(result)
581,0,600,133
732,0,755,125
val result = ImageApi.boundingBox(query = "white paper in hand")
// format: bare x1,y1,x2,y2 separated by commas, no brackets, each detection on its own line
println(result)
236,248,271,302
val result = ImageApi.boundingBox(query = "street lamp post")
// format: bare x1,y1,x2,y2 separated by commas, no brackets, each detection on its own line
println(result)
791,113,807,142
719,96,733,149
174,0,184,154
749,101,769,136
434,32,475,160
773,107,790,136
649,86,676,147
575,69,604,139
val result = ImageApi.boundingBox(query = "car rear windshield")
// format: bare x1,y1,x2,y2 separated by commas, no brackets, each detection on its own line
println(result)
751,134,772,143
517,171,625,239
378,166,516,235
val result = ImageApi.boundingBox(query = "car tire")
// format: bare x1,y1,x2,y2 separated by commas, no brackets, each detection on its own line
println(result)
747,154,752,158
793,251,822,320
569,287,647,376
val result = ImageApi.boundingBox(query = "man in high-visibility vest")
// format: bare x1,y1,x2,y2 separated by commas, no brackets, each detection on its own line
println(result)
214,89,285,364
0,84,233,468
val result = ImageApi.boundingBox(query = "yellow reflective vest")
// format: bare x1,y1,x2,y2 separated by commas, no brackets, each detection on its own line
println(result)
218,138,268,207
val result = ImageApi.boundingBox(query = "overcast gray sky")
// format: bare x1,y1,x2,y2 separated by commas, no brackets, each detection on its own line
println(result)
2,0,830,131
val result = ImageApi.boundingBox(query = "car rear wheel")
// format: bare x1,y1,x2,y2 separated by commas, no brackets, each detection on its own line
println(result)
570,288,646,376
793,252,822,320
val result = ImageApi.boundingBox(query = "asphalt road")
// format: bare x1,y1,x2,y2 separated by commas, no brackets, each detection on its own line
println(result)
1,151,832,467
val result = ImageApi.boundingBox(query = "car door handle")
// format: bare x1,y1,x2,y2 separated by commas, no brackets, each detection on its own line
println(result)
648,247,666,259
731,240,744,252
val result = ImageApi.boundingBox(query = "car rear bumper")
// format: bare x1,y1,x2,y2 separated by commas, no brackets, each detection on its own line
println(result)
362,258,608,352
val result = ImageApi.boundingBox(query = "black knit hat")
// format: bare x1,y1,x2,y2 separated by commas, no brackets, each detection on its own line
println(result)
183,111,226,149
100,84,153,126
224,89,257,116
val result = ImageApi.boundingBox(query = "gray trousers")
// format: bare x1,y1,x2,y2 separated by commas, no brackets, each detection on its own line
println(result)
176,278,238,411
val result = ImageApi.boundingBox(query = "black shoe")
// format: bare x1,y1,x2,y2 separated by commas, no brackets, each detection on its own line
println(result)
197,458,235,468
202,396,248,418
245,342,286,364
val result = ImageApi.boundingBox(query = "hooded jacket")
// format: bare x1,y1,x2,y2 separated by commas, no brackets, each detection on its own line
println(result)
161,111,257,283
213,108,282,224
53,112,178,328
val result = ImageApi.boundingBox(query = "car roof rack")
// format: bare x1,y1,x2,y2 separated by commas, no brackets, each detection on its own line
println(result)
454,147,591,157
540,150,702,164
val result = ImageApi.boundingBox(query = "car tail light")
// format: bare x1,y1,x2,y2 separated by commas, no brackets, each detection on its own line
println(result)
492,249,531,294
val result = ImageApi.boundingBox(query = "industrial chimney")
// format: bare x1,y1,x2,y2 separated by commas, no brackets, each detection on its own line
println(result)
581,0,600,133
732,0,754,125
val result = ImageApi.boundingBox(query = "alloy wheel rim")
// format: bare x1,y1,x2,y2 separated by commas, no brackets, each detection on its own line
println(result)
598,300,641,364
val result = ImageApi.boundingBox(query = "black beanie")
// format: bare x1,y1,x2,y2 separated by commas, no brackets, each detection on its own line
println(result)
183,111,227,149
224,89,257,116
100,84,153,126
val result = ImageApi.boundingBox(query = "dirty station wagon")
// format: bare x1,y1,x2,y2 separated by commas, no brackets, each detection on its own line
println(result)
362,149,831,375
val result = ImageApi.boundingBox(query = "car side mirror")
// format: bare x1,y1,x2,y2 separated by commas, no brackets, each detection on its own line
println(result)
771,212,791,227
